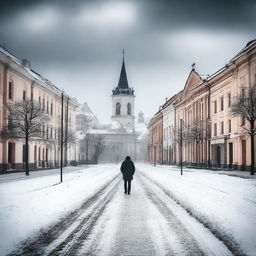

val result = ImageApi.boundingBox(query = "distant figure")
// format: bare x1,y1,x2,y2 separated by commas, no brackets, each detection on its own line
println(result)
120,156,135,195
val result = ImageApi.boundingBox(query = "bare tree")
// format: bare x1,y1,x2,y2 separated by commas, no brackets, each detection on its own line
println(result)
174,121,189,147
50,127,76,166
230,85,256,175
90,134,105,164
188,121,205,143
187,120,207,165
1,100,49,175
174,120,189,175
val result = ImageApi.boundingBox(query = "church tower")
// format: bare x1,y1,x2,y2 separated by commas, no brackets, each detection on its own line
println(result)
112,52,135,131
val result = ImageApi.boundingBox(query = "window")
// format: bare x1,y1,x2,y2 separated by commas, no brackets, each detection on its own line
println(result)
23,90,26,101
228,120,231,133
22,144,28,163
39,97,41,108
43,99,45,111
241,88,245,99
228,93,231,108
127,103,131,115
221,121,224,134
51,103,53,115
46,101,49,114
241,116,245,126
46,127,49,139
8,115,13,131
31,92,33,101
50,128,53,139
220,96,224,111
214,123,217,136
8,81,13,99
214,100,217,113
116,102,121,115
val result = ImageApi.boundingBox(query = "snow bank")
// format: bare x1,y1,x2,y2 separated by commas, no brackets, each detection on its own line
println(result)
137,164,256,255
0,165,118,255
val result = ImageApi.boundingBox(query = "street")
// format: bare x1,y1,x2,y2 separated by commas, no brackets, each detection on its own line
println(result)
1,164,256,256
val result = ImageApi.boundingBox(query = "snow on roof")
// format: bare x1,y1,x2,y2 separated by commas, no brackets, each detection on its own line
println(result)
88,129,114,134
0,47,78,105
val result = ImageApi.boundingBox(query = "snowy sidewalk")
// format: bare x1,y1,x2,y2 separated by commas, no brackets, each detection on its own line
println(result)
1,163,256,255
0,164,119,255
138,163,256,255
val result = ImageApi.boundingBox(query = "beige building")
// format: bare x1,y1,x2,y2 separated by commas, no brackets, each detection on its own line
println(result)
0,47,78,172
209,40,256,169
174,40,256,169
148,110,163,164
174,68,210,167
148,39,256,170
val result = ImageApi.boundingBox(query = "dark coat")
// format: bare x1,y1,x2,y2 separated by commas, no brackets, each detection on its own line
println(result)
121,159,135,181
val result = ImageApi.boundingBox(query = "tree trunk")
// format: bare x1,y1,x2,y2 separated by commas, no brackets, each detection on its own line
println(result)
25,133,29,176
250,121,255,175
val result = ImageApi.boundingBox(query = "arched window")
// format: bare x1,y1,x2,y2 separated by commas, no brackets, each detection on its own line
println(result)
116,102,121,115
127,103,131,115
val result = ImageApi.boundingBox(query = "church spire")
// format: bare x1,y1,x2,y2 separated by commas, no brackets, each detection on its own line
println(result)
118,49,129,89
112,50,134,95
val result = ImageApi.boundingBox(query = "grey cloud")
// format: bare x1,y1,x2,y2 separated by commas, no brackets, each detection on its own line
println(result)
138,0,256,30
0,0,255,122
0,0,254,68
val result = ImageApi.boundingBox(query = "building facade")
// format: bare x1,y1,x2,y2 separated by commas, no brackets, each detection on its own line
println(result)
161,92,182,164
0,47,78,172
209,40,256,169
148,110,163,164
148,39,256,170
174,69,210,167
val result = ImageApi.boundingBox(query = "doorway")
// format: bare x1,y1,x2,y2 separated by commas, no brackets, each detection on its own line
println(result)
229,143,233,167
216,146,221,167
242,140,246,168
8,142,15,166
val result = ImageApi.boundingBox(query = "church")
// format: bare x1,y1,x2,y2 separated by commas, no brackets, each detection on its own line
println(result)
77,53,148,163
99,53,138,162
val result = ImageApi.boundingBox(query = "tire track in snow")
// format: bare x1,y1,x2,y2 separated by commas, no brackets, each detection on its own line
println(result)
7,174,121,256
138,175,206,256
139,172,245,256
45,176,121,256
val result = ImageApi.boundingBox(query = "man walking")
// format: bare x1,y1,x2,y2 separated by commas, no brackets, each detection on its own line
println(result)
120,156,135,195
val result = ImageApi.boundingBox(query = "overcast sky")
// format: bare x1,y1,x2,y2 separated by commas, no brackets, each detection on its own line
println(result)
0,0,255,123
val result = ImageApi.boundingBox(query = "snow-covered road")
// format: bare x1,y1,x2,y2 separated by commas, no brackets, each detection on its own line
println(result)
1,164,256,255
